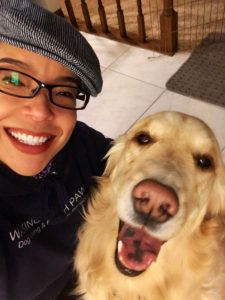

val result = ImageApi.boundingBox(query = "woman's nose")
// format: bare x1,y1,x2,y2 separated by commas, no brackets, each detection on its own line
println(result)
24,89,54,121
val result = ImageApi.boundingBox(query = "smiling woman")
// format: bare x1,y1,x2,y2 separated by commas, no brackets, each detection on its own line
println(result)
0,1,111,300
0,43,79,176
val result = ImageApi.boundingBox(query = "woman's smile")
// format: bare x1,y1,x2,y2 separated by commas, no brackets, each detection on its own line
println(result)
5,127,55,155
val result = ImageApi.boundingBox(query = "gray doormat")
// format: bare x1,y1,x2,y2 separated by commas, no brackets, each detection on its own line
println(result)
166,34,225,108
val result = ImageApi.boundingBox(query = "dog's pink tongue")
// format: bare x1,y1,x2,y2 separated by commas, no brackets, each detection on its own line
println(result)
118,223,162,272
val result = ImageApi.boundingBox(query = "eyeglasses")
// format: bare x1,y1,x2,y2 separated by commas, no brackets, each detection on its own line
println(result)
0,68,90,110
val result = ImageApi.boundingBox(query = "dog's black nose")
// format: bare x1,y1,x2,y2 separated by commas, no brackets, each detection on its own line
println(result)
132,179,179,223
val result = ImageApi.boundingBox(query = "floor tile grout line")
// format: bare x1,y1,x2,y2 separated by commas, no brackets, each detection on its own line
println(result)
101,67,166,90
100,46,132,70
100,66,225,114
123,89,167,133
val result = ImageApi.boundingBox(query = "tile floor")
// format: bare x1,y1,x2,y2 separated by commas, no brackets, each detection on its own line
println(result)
78,32,225,163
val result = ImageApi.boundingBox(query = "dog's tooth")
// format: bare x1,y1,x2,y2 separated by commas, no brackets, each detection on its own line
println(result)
118,240,123,253
119,254,124,264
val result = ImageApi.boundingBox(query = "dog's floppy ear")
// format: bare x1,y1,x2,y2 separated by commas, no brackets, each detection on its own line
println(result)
207,166,225,216
103,136,125,177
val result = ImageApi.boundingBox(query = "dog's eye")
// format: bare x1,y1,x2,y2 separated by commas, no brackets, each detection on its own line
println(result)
194,155,214,170
135,132,152,145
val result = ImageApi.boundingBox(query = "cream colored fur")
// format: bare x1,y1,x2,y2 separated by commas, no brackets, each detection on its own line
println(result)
74,111,225,300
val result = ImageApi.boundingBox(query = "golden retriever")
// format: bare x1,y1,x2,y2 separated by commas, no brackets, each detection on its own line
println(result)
74,111,225,300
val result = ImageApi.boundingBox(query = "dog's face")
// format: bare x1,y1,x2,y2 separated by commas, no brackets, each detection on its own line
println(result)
104,111,225,277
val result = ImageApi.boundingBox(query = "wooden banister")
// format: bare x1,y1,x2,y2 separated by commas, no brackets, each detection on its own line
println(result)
62,0,180,55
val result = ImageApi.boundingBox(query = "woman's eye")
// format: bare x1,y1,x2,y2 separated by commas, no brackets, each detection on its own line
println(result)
2,73,22,86
57,91,75,99
56,87,79,99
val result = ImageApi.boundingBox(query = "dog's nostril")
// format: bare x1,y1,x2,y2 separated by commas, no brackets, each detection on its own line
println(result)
133,196,151,215
159,203,170,215
135,196,149,205
157,203,174,222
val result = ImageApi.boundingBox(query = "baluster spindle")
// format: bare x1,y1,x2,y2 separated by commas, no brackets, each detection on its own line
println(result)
160,0,178,54
65,0,78,28
136,0,146,42
81,0,93,31
55,8,64,18
98,0,109,33
116,0,127,38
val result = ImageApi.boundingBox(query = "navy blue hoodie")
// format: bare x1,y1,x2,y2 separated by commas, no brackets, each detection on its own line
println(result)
0,121,111,300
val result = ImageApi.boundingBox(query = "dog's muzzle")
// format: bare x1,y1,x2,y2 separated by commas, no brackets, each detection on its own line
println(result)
115,179,179,276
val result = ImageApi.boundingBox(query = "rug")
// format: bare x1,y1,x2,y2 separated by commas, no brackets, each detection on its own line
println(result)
166,34,225,108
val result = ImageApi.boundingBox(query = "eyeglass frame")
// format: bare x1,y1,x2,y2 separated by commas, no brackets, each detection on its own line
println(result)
0,68,90,110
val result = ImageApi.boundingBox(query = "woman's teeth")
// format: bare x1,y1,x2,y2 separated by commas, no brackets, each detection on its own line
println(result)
8,130,51,146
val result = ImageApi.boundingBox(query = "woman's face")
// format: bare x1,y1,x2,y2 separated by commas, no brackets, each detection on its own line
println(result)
0,43,78,176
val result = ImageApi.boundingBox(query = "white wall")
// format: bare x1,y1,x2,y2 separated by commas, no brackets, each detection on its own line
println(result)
33,0,61,12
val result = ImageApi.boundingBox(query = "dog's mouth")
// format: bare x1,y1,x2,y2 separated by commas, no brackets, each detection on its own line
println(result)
115,179,179,276
115,221,163,276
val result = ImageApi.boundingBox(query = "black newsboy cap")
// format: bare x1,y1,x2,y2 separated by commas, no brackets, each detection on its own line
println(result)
0,0,102,96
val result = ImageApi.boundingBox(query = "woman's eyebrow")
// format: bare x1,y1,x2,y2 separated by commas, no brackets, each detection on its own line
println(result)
56,76,81,86
0,57,81,85
0,57,29,67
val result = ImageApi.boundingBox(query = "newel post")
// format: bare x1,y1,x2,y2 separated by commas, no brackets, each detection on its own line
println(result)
160,0,178,54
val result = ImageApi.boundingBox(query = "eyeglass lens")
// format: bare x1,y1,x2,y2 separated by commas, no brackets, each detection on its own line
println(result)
0,69,88,110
